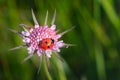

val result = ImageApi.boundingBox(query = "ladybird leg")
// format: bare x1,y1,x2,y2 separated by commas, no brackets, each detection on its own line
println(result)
37,56,42,74
44,10,48,26
51,9,56,25
31,9,39,25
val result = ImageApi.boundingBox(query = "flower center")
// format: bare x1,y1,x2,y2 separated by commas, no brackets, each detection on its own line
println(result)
39,38,54,50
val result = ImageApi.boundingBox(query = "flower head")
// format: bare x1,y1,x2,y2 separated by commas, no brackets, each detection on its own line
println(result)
10,9,74,62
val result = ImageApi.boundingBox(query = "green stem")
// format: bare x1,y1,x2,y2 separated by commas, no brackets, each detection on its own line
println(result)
43,54,52,80
53,54,67,80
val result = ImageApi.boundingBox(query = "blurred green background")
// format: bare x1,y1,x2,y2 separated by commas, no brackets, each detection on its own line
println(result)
0,0,120,80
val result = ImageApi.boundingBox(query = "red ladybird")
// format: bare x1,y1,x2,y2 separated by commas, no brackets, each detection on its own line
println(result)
39,38,54,50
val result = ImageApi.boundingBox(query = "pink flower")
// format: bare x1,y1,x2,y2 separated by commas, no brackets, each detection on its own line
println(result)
10,9,74,62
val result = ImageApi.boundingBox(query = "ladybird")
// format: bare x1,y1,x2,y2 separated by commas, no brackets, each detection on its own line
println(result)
39,38,54,50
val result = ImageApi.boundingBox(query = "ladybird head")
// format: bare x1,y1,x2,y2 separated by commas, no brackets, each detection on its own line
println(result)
39,38,54,50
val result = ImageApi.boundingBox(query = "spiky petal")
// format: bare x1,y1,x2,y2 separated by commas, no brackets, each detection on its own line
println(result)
60,26,75,36
51,10,56,25
32,9,39,25
44,10,48,26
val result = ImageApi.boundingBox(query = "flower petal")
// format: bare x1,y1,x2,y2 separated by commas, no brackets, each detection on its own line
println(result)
37,49,43,56
45,50,52,58
29,28,33,33
23,38,30,43
52,46,60,52
50,24,56,30
27,47,35,55
57,40,65,48
35,24,39,28
21,31,30,36
32,9,39,25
